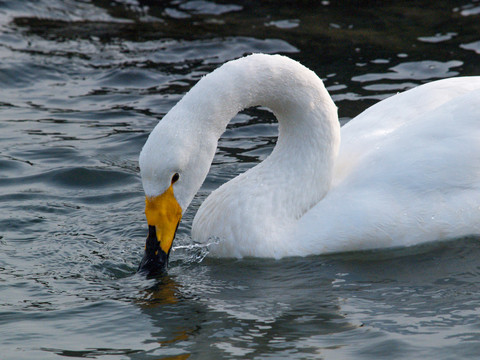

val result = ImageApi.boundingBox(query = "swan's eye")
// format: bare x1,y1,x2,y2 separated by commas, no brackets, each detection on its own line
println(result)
171,173,180,184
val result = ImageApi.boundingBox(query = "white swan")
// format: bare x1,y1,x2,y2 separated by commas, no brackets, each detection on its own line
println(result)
137,53,480,272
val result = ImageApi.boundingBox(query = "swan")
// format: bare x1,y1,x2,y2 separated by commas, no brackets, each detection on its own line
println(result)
137,53,480,273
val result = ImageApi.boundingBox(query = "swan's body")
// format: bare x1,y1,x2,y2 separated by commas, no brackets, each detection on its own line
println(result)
139,54,480,263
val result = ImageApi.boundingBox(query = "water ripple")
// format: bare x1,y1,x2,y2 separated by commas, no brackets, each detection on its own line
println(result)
1,1,480,359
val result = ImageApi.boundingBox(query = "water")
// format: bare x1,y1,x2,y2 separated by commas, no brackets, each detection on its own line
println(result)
1,0,480,358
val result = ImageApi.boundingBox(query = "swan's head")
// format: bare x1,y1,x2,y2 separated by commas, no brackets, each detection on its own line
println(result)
137,108,217,275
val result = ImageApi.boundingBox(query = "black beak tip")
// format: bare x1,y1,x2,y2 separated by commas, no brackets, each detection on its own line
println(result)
137,250,169,277
137,225,170,277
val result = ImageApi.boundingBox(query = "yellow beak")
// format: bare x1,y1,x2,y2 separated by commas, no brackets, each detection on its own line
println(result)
138,184,182,274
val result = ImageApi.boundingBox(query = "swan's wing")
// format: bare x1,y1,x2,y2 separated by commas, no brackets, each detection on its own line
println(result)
340,77,480,152
335,77,480,185
294,81,480,254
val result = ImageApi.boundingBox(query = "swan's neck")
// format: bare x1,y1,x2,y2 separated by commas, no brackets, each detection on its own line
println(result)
186,55,340,254
181,55,338,144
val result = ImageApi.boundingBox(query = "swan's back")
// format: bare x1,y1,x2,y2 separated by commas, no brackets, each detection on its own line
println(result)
341,77,480,145
294,77,480,254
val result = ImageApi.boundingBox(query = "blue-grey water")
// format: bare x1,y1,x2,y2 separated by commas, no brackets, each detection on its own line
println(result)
1,1,480,359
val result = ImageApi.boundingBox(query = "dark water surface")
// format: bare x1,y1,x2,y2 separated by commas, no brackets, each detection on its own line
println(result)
1,1,480,359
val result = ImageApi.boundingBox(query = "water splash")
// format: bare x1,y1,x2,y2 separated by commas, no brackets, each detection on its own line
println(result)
172,236,220,264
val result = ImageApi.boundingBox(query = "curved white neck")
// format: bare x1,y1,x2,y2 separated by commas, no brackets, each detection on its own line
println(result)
185,54,340,249
179,55,339,143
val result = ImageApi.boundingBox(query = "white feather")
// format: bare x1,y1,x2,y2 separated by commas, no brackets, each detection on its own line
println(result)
140,54,480,258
